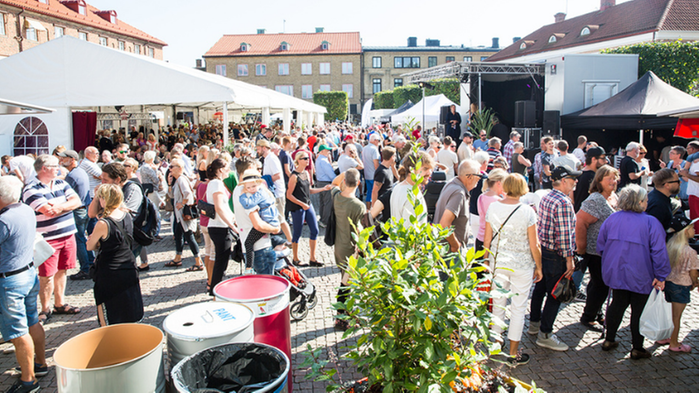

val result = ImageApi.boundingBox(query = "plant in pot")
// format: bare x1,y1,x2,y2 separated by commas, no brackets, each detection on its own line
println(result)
469,108,495,137
302,152,544,392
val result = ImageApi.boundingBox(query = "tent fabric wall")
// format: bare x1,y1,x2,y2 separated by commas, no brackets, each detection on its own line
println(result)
72,111,97,152
390,94,459,128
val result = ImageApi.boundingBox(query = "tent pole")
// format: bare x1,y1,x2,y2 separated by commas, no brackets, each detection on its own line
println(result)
639,129,643,145
223,102,229,147
478,73,482,112
422,87,425,130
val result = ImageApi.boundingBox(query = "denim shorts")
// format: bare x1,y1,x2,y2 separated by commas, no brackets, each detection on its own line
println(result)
664,281,691,304
0,268,40,341
253,247,276,275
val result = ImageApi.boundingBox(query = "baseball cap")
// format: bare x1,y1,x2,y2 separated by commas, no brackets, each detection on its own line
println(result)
551,165,582,181
461,131,474,139
667,215,699,235
318,145,332,153
586,146,608,158
57,150,79,160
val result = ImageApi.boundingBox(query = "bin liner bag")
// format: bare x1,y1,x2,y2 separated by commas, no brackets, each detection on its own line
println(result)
173,343,287,393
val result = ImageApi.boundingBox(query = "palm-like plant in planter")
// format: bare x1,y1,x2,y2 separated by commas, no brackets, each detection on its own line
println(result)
303,152,543,393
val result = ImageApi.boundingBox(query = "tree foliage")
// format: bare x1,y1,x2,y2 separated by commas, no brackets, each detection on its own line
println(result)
313,91,348,121
374,79,461,109
393,85,423,108
603,40,699,95
374,91,395,109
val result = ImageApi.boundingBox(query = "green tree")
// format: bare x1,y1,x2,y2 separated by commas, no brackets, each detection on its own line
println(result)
393,85,423,108
374,91,395,109
603,40,699,95
426,78,460,104
313,91,348,121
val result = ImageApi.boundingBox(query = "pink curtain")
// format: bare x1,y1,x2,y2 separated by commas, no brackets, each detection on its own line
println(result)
72,111,97,152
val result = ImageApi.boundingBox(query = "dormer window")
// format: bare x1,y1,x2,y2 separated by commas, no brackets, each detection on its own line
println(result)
321,41,329,50
95,10,118,24
549,35,557,43
580,27,591,36
240,43,249,52
280,41,289,51
61,1,87,16
519,42,527,50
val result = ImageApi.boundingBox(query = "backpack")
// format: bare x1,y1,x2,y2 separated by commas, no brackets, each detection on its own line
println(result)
126,181,159,246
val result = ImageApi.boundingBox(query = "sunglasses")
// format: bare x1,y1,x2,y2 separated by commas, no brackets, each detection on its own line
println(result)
119,150,129,154
465,173,487,179
299,157,309,161
665,180,681,185
170,165,181,168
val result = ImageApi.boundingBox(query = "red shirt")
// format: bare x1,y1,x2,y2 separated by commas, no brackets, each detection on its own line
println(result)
412,129,421,139
307,135,318,151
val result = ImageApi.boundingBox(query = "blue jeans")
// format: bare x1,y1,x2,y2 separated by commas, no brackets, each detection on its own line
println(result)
74,208,94,274
253,247,276,275
0,268,40,341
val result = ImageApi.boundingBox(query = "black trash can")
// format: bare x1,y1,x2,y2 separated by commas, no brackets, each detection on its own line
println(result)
171,342,289,393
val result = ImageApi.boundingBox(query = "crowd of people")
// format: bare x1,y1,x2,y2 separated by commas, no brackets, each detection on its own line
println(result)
0,120,698,392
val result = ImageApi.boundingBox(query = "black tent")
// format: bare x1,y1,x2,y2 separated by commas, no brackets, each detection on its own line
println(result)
561,71,699,130
380,100,414,122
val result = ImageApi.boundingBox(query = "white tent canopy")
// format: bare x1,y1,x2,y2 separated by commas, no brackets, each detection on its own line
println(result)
390,94,459,129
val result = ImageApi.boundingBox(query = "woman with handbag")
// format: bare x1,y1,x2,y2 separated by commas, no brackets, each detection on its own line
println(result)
165,158,202,270
207,158,240,294
483,173,543,367
87,184,144,326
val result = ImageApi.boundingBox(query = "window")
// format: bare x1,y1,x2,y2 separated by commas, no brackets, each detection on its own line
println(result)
280,42,289,51
26,27,37,42
148,47,154,57
373,78,382,94
79,31,87,41
14,117,50,157
301,63,312,75
240,43,248,52
321,41,329,50
463,56,472,62
54,26,64,38
278,63,289,75
302,85,313,99
215,64,227,76
519,42,527,50
319,84,331,92
548,35,557,43
446,56,455,63
584,82,619,108
394,78,403,88
256,64,266,76
0,16,5,36
372,56,382,68
342,62,353,74
118,41,125,51
275,85,293,96
99,37,107,46
134,44,141,54
580,27,591,36
342,84,353,98
79,4,86,15
319,62,330,75
480,56,489,61
38,0,49,3
238,64,248,76
394,57,420,68
428,57,437,67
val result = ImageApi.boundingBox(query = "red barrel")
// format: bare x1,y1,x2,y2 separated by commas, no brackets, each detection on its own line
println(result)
214,275,292,392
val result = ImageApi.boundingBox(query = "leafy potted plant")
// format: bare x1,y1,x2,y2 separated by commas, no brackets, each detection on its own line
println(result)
469,108,495,137
302,153,543,392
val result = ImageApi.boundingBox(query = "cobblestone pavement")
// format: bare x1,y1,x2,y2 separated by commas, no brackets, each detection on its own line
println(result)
0,220,697,392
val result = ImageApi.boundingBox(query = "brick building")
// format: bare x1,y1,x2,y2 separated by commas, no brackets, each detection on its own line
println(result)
362,37,500,103
0,0,166,59
204,29,363,117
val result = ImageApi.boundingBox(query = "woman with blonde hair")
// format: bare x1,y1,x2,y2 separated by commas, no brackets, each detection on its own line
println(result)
476,168,507,251
197,145,210,182
87,184,144,326
390,151,435,227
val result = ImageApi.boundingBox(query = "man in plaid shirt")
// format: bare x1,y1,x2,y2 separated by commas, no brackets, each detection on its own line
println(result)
502,131,520,172
528,165,580,352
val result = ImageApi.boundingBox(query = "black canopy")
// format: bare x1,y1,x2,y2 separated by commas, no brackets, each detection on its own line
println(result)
561,71,699,130
380,100,414,122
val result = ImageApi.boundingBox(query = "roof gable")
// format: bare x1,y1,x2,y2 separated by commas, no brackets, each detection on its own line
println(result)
487,0,696,62
0,0,166,46
204,32,362,57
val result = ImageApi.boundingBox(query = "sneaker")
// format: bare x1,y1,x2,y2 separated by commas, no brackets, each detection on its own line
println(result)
69,271,90,281
506,353,530,368
318,221,326,228
527,321,540,335
6,379,39,393
574,292,587,302
14,363,48,378
536,332,569,351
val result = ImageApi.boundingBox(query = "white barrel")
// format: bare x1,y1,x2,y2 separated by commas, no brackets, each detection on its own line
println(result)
163,302,255,371
54,323,165,393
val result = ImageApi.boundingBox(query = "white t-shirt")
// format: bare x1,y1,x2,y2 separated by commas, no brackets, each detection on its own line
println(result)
9,156,36,184
390,182,427,227
206,179,230,228
686,160,699,197
338,154,359,173
362,144,381,180
436,149,459,180
572,148,585,163
232,185,272,253
263,153,285,198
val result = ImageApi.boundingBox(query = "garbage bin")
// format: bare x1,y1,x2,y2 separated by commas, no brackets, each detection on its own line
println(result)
171,342,289,393
214,275,292,391
53,323,165,393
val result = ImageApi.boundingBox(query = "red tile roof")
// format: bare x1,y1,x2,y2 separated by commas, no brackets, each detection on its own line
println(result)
0,0,166,46
487,0,698,62
204,32,361,57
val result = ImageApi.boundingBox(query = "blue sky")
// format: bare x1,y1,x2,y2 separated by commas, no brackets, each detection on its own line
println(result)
88,0,631,67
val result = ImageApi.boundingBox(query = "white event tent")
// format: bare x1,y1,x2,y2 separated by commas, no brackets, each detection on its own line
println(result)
0,36,326,155
390,94,459,130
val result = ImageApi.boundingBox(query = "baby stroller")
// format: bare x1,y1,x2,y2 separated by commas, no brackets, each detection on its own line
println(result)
274,249,318,320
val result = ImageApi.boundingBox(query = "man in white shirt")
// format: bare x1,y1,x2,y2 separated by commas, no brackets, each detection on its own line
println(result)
572,135,587,163
79,147,102,198
362,134,382,208
457,132,474,163
9,155,36,185
553,140,581,171
257,139,292,242
437,136,459,180
338,144,364,173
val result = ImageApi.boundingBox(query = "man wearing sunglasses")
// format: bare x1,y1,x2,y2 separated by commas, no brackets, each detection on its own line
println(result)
114,144,130,163
646,168,681,232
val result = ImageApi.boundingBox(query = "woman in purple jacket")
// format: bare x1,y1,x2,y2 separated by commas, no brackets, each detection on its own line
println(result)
597,184,671,360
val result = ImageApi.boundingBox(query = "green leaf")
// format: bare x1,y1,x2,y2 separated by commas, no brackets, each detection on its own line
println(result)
441,370,458,384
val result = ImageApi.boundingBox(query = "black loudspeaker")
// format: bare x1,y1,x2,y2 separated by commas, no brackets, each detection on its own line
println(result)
439,105,450,125
176,112,184,120
515,100,536,128
543,110,560,135
292,110,298,119
349,104,357,115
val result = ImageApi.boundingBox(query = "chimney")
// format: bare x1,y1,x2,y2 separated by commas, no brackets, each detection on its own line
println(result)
554,12,566,23
257,29,266,34
425,39,440,47
407,37,417,47
601,0,616,11
492,37,499,48
315,27,324,33
513,37,521,44
195,59,202,68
